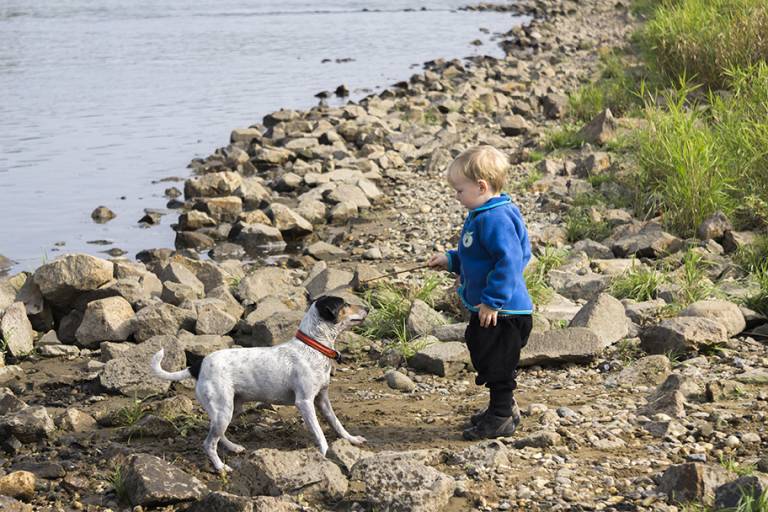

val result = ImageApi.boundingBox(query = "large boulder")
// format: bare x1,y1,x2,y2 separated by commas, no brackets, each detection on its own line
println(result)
0,302,34,357
99,336,186,396
232,223,286,256
303,268,354,301
568,293,629,347
640,317,728,355
266,204,313,238
32,254,114,307
679,300,745,337
133,303,196,342
657,463,732,506
194,300,237,336
520,328,604,366
230,448,347,501
408,339,470,377
123,453,206,507
349,453,455,512
244,310,304,347
236,268,305,308
611,223,683,258
75,296,135,347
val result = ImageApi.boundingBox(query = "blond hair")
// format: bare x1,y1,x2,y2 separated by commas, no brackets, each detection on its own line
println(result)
446,145,509,192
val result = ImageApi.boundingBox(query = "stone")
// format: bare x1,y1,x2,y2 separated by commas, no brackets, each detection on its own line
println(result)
547,270,611,302
123,453,206,507
230,448,347,500
75,296,135,346
408,339,470,377
0,496,32,512
266,204,313,238
431,322,467,341
512,430,562,449
573,239,613,259
0,366,24,385
569,293,629,347
305,241,347,261
328,202,359,223
644,420,687,439
611,223,683,258
500,114,530,136
406,299,447,338
324,184,372,210
520,328,605,366
184,171,243,199
99,335,186,396
623,299,668,324
611,355,671,388
656,463,732,506
206,286,245,321
303,268,354,301
233,223,286,255
0,406,55,443
91,206,115,223
640,389,686,419
236,268,303,307
697,211,732,241
188,492,302,512
32,253,114,307
57,408,97,432
715,475,768,510
245,310,304,347
679,300,746,337
133,303,196,342
328,439,370,474
722,230,758,253
735,369,768,385
577,108,617,145
0,302,34,357
640,317,728,355
542,93,568,119
0,388,27,415
0,471,35,501
448,439,509,469
194,300,237,335
385,370,416,392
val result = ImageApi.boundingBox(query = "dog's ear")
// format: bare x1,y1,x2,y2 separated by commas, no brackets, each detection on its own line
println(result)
315,295,345,323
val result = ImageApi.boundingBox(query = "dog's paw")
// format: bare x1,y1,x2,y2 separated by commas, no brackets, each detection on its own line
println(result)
348,435,367,445
228,443,245,454
219,464,233,474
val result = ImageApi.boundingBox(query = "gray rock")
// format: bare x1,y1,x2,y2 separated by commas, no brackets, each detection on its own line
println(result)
714,475,768,510
133,303,196,342
246,310,304,347
233,223,286,255
188,492,302,512
640,389,686,418
512,430,562,449
542,93,568,119
124,453,206,507
520,328,604,366
722,230,758,253
679,300,746,337
38,344,80,358
697,211,731,241
236,268,303,307
735,369,768,385
100,335,186,396
0,302,34,357
0,366,24,385
640,317,728,355
32,253,114,307
611,223,683,258
408,339,470,377
0,388,26,415
159,262,205,297
569,293,629,346
350,454,455,512
644,420,687,439
623,299,668,324
328,438,371,474
0,406,55,443
194,300,237,335
406,299,447,338
657,463,732,506
548,270,611,302
193,196,242,223
184,171,243,199
385,370,416,392
573,239,613,259
611,355,671,388
230,448,347,500
0,496,32,512
303,268,354,301
206,286,244,321
305,241,348,261
577,108,617,145
75,296,135,346
324,184,372,209
431,322,467,341
449,439,509,468
57,407,97,432
328,201,359,223
266,203,313,238
500,114,530,136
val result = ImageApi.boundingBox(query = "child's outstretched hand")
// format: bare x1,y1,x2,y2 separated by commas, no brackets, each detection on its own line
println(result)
477,304,498,328
428,253,448,270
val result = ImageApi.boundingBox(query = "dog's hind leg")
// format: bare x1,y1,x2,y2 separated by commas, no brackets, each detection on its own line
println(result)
316,387,366,446
220,435,245,454
199,390,235,473
295,397,329,456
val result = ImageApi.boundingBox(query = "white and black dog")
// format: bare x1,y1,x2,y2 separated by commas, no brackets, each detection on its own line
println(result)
150,295,368,473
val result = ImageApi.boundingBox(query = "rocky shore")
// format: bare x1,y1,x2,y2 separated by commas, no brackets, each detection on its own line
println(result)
1,0,767,510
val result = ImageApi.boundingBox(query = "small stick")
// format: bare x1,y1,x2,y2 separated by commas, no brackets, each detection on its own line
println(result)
358,263,433,284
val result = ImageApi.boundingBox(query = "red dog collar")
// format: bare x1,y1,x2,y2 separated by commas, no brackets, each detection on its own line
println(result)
295,330,342,363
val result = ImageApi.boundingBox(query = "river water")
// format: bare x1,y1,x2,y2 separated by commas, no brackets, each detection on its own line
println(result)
0,0,524,273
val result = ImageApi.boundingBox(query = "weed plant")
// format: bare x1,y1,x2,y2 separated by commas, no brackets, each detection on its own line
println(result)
610,262,665,301
569,52,645,122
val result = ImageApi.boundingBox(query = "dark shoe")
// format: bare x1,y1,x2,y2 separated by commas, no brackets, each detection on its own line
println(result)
469,398,521,426
463,413,517,440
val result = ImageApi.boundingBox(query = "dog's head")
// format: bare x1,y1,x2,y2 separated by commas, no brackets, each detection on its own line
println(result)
313,295,367,329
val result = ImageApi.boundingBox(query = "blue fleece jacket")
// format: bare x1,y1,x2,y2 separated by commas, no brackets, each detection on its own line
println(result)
446,194,533,315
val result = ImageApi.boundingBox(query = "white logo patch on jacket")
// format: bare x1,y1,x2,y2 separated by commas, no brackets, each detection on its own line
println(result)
462,231,474,248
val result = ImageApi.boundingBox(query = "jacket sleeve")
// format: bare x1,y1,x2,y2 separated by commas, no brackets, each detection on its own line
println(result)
446,249,461,274
478,215,525,310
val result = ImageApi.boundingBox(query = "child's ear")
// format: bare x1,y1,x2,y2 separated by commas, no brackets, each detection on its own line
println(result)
477,179,490,193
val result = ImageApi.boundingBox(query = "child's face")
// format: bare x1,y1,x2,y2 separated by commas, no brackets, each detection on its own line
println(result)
448,173,494,209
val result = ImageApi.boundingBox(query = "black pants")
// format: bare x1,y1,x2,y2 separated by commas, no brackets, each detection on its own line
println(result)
465,313,533,391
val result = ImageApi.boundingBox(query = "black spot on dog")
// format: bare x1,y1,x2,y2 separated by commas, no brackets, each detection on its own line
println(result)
187,353,205,380
315,295,345,323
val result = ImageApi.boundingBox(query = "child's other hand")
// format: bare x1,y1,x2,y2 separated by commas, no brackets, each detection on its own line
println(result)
428,253,448,269
477,304,498,328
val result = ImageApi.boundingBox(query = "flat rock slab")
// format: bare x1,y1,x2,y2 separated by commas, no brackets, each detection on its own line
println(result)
350,454,455,512
124,453,206,507
230,448,347,501
188,492,303,512
640,317,728,355
99,335,186,396
679,300,746,337
431,322,467,341
408,339,470,377
520,328,604,366
607,354,671,388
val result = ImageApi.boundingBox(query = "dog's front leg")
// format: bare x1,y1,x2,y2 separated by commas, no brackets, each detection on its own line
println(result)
316,388,366,446
295,398,329,456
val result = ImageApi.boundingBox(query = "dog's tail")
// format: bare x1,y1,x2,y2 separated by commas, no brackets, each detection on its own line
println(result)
151,349,193,381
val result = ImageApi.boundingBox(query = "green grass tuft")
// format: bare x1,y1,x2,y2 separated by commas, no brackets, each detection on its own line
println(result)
610,262,666,301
